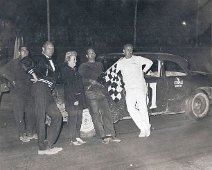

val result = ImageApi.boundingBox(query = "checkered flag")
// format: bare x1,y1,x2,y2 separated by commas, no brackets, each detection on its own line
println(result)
104,61,124,103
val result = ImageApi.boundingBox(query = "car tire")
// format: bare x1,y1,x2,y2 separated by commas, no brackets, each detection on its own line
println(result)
186,90,210,120
80,109,96,138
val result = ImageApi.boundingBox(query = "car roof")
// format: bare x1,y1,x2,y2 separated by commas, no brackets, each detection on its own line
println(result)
98,52,189,69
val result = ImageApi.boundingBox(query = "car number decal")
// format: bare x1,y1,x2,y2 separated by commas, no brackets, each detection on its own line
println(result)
148,82,157,109
174,77,183,87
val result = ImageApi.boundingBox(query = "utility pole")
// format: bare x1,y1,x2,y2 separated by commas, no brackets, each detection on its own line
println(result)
133,0,138,49
47,0,50,41
195,0,199,47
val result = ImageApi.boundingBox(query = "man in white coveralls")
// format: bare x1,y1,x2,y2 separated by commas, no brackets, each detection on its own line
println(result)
116,44,153,137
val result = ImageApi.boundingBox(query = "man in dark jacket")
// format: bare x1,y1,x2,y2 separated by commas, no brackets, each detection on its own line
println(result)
0,46,36,142
30,41,63,155
79,48,121,144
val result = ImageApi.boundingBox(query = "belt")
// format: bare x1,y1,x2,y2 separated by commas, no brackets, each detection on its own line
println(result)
37,79,53,88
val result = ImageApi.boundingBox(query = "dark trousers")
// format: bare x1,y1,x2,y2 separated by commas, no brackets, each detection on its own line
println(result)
86,94,115,138
11,88,36,137
66,106,83,141
31,82,62,150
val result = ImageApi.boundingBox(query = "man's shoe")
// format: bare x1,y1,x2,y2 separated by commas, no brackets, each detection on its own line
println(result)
27,133,38,140
138,130,146,138
76,138,86,144
146,124,151,137
70,141,82,146
38,147,63,155
111,137,121,143
20,135,30,143
139,129,150,137
32,134,38,139
145,129,151,137
102,138,111,144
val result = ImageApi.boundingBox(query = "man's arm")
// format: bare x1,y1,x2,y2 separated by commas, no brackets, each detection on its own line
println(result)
21,57,38,83
79,63,104,89
138,56,153,73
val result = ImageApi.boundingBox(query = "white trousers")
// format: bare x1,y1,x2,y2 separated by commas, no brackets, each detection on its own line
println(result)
125,88,150,131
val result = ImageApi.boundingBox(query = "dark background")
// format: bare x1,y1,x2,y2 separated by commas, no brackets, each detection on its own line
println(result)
0,0,211,67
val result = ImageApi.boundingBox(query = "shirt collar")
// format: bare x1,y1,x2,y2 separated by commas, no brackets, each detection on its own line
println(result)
42,52,52,60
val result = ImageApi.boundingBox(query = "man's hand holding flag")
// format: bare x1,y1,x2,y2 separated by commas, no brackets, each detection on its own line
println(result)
104,58,124,103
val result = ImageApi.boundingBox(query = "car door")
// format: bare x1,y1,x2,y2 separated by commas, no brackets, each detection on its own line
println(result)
145,59,169,114
163,60,189,113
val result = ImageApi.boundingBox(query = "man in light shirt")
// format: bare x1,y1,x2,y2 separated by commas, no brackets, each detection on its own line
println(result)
116,44,153,137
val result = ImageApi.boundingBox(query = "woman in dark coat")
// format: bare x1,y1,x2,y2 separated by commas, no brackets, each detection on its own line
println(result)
60,51,87,145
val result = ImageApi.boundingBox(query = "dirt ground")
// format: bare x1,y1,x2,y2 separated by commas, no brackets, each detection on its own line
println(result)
1,104,212,170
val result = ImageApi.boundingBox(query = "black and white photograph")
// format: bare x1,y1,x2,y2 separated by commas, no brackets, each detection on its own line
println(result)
0,0,211,169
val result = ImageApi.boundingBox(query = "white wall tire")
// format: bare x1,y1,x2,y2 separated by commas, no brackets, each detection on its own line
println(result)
55,96,96,138
186,90,210,120
80,109,96,138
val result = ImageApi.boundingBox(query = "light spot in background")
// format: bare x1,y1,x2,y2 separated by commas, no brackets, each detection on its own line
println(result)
182,21,187,26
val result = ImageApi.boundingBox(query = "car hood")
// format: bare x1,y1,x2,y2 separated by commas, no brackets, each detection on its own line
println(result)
188,71,212,87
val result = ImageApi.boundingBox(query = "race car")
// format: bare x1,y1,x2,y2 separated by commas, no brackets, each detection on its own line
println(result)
54,52,212,137
96,52,212,120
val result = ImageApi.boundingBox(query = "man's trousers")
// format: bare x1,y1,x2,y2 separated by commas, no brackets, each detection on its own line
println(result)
11,86,35,137
31,82,62,150
86,92,115,138
125,88,150,131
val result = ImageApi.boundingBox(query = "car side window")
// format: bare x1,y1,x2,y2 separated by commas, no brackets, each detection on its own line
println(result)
164,60,187,77
146,60,160,77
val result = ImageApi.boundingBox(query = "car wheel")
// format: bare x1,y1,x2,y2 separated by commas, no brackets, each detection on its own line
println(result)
80,109,96,138
186,90,210,120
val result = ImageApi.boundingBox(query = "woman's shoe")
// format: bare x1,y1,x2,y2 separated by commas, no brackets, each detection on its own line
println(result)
70,141,82,146
76,138,86,144
20,135,30,143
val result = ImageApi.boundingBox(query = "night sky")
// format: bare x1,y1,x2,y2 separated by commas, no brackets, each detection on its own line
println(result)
0,0,211,48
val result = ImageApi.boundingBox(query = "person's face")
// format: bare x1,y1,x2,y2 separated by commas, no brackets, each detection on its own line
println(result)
86,49,96,61
19,47,29,59
43,43,54,57
123,46,133,59
67,55,77,68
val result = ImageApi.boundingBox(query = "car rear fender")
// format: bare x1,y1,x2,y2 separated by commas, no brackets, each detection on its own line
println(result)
196,87,212,101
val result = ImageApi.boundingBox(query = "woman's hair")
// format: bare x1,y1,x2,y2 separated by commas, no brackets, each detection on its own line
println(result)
65,51,77,63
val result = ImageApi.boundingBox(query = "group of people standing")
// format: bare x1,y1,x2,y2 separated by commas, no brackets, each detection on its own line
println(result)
0,41,153,155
